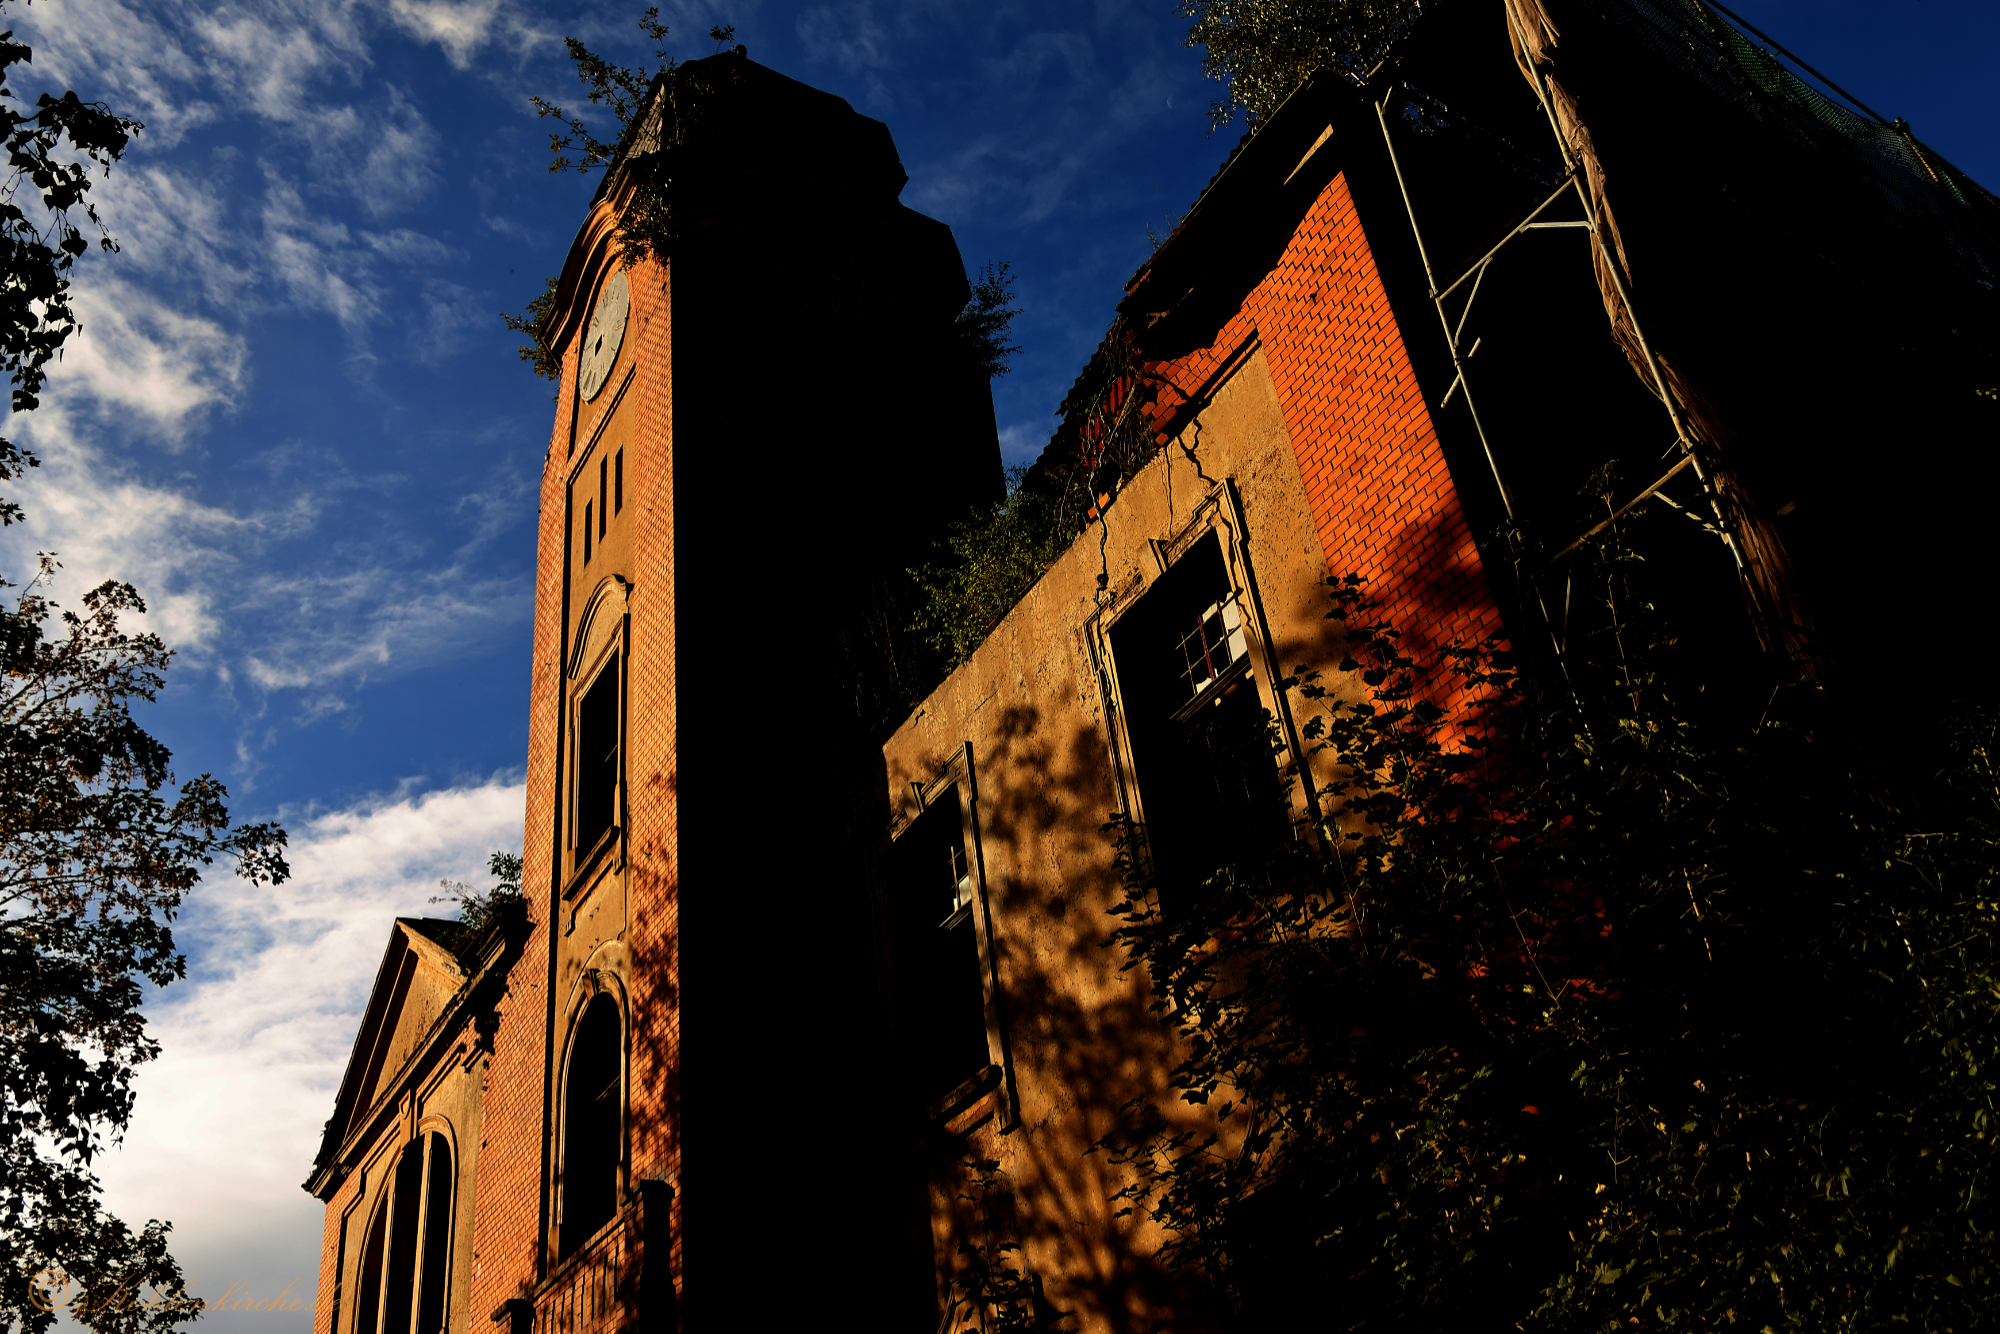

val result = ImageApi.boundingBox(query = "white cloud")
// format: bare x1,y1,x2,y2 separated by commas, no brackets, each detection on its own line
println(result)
0,413,255,651
93,167,256,309
0,408,529,700
53,278,248,444
4,0,221,146
796,1,893,75
191,1,372,128
240,557,528,692
382,0,504,69
261,180,382,329
998,420,1047,469
87,777,527,1330
415,278,486,363
343,86,444,217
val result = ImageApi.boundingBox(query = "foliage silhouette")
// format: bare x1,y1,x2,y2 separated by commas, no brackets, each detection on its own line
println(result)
0,13,290,1330
0,13,138,529
955,261,1022,381
430,851,526,958
909,467,1067,672
503,10,1019,392
1180,0,1420,129
1,562,290,1334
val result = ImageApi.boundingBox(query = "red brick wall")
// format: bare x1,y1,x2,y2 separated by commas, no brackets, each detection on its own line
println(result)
314,1171,359,1334
461,245,683,1321
1145,170,1503,717
619,254,682,1298
464,275,579,1321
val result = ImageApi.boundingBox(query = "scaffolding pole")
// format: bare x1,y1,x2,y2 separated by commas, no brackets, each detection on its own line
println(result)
1502,1,1762,598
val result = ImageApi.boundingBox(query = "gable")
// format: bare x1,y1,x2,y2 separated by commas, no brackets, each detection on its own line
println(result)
310,920,468,1185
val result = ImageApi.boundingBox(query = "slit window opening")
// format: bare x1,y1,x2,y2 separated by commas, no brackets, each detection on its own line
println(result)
597,458,608,539
583,502,593,564
575,660,619,856
414,1134,452,1334
614,449,624,515
355,1200,386,1334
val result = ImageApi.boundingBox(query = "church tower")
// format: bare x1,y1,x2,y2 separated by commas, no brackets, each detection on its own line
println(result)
489,49,1005,1322
304,48,1003,1334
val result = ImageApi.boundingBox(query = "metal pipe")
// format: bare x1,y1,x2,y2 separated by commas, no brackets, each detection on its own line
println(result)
1375,86,1579,690
1375,92,1519,521
1504,3,1750,581
1434,170,1581,304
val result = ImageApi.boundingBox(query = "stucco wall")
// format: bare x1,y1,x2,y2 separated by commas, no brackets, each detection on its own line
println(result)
886,165,1506,1332
885,345,1352,1330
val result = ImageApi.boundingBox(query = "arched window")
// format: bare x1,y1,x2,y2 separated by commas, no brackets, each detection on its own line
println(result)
559,994,623,1256
352,1132,454,1334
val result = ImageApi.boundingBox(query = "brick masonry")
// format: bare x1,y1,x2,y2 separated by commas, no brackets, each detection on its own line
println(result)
1144,169,1504,725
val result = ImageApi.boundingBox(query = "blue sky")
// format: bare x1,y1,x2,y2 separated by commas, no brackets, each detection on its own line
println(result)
6,0,1994,1326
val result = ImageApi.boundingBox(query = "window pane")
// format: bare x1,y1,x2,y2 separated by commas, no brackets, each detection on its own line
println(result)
415,1134,452,1334
382,1141,424,1334
560,996,621,1257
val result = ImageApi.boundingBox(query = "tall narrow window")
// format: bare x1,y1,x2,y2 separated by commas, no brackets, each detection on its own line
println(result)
355,1200,386,1334
560,995,622,1257
352,1131,452,1334
583,502,593,564
613,449,624,516
885,787,990,1104
574,658,619,858
1110,531,1289,909
597,457,608,539
380,1142,423,1334
415,1135,452,1334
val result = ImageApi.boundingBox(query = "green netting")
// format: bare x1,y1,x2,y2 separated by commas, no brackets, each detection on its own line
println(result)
1606,0,2000,282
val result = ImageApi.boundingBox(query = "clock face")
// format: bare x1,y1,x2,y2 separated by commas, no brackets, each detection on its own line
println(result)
578,269,630,402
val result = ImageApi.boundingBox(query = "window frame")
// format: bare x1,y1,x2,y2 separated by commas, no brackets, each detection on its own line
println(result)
564,579,631,907
875,743,1019,1135
346,1127,455,1334
1085,478,1315,891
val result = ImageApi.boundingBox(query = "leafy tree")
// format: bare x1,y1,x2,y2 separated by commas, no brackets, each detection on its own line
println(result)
1100,525,2000,1329
0,16,136,529
503,11,1019,390
1180,0,1419,128
501,9,722,380
0,12,290,1332
909,467,1066,670
955,261,1022,381
1,564,290,1334
430,851,525,955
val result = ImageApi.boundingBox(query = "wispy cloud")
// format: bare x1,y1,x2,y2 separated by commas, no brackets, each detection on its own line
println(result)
0,414,257,652
0,403,530,711
382,0,506,69
55,278,248,445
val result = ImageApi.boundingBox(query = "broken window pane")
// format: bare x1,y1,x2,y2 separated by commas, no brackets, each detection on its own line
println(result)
1110,531,1290,909
886,788,989,1103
